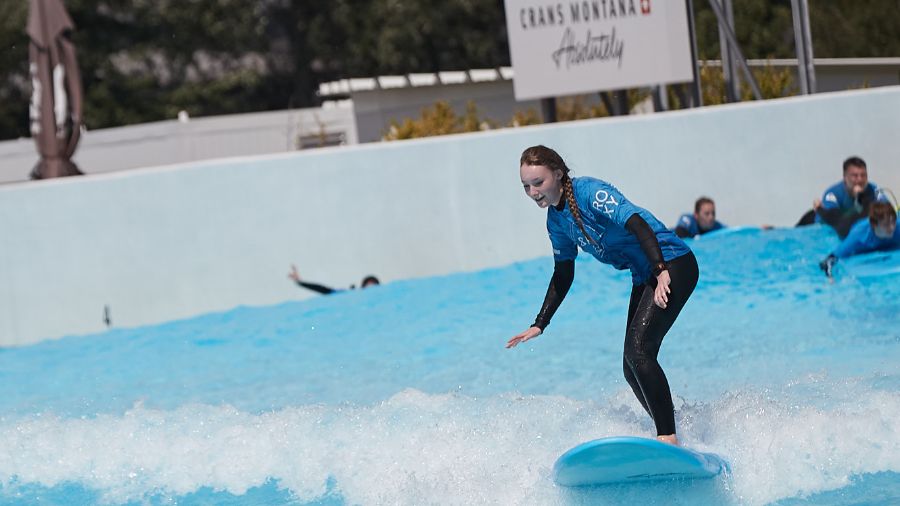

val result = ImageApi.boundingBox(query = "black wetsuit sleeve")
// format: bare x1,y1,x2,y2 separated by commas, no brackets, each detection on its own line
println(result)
532,260,575,331
625,214,666,270
815,207,841,226
816,206,863,238
673,226,692,239
296,280,335,295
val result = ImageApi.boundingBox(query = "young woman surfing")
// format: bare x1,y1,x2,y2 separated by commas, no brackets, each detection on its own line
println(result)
506,145,698,446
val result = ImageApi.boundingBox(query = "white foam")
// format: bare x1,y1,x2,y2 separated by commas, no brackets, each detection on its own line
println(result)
0,377,897,505
684,375,900,504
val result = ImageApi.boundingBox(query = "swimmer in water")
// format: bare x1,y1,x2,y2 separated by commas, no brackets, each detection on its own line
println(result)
288,265,380,294
674,197,725,238
819,201,900,279
811,156,881,239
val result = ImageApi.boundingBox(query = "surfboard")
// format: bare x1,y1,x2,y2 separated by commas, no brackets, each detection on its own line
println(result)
843,252,900,279
553,437,729,486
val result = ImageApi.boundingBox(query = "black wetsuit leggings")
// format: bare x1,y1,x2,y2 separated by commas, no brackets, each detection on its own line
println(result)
623,252,699,436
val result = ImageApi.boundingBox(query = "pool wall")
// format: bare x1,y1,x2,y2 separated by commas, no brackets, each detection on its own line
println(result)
1,87,899,346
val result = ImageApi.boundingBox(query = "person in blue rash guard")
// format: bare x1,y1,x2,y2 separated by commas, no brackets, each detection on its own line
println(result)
674,197,725,238
819,201,900,278
812,156,880,239
506,145,698,447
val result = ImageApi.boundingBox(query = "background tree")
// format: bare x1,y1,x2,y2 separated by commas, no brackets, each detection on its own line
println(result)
808,0,900,57
69,0,268,128
0,1,30,140
0,0,897,141
693,0,900,59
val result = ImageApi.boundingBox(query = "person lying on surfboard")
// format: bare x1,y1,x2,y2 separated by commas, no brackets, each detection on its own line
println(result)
506,145,698,447
819,201,900,279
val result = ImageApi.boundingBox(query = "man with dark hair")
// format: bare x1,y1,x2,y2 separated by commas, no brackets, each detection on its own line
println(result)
674,197,725,238
809,156,880,238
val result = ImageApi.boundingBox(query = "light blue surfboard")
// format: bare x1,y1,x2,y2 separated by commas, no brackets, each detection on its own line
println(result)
843,252,900,279
553,437,729,486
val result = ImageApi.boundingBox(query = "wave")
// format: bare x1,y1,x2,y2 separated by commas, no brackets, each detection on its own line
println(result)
0,376,897,505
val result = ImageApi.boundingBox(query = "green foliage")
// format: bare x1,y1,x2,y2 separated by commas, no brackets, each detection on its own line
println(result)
461,101,493,132
1,0,898,140
693,0,794,60
385,90,660,140
556,96,608,121
809,0,900,58
698,61,797,106
0,0,512,140
385,99,573,140
693,0,900,61
329,0,509,75
751,64,798,100
508,109,542,128
555,90,651,120
383,100,491,140
0,1,29,140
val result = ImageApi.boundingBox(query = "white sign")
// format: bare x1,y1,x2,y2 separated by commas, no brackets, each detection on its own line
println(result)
504,0,694,100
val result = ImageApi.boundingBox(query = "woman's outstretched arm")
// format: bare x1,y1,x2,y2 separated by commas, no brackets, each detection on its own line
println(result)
507,259,574,348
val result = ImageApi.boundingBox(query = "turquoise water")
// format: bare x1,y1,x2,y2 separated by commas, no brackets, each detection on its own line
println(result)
0,226,897,505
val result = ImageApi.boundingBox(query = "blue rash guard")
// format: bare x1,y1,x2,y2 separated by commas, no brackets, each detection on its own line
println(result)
833,218,900,259
547,177,691,284
815,181,879,224
674,213,725,237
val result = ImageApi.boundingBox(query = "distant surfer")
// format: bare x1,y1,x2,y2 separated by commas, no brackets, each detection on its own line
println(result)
673,197,726,238
506,145,698,446
797,156,882,238
288,265,380,294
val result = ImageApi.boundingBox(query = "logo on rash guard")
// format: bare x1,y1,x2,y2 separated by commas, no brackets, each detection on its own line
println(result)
592,190,619,217
577,233,604,255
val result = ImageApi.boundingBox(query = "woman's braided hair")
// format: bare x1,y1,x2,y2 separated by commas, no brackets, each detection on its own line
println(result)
520,145,597,246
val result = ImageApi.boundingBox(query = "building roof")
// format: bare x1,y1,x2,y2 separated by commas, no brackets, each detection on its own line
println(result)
317,58,900,97
318,68,513,96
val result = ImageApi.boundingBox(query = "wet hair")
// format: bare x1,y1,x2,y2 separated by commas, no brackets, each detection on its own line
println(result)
694,197,715,215
520,145,597,245
361,275,380,287
869,201,897,225
842,156,867,173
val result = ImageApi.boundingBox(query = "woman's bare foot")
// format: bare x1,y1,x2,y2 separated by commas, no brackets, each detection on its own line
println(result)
657,434,680,446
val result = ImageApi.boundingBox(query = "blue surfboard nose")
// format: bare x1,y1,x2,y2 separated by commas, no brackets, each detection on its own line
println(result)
553,436,729,486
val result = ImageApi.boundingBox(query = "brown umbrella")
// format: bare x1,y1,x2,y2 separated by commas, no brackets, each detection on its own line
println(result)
27,0,83,179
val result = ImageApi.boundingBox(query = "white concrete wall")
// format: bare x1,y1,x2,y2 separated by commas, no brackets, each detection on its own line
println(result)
1,86,899,347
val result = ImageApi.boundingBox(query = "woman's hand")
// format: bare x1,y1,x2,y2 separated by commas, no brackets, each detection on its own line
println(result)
654,270,671,309
287,264,301,283
506,327,542,348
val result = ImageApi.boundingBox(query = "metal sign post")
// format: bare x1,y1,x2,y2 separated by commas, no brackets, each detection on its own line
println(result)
716,0,739,102
706,0,763,100
685,0,702,107
791,0,816,94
